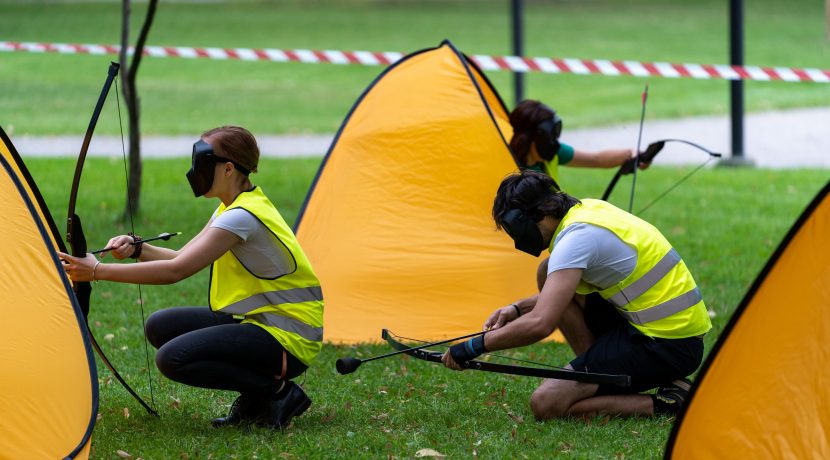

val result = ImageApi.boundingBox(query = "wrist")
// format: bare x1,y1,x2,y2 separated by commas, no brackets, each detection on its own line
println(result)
449,334,488,365
511,303,521,317
128,232,143,260
92,260,102,282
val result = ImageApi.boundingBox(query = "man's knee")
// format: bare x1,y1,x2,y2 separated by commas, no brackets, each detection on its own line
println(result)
529,383,571,420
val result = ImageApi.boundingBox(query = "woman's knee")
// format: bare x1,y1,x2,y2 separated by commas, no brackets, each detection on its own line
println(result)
154,341,186,380
144,310,167,348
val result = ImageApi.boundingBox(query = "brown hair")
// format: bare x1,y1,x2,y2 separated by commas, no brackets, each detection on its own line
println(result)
492,170,579,228
201,126,260,173
508,100,556,166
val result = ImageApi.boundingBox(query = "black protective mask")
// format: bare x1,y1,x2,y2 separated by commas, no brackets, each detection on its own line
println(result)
500,208,547,256
534,113,563,162
186,140,218,197
186,140,252,197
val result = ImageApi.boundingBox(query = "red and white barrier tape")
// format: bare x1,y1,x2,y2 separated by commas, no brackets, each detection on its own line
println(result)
3,41,828,83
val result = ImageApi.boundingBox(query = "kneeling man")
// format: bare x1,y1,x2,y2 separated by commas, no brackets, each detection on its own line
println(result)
442,170,711,419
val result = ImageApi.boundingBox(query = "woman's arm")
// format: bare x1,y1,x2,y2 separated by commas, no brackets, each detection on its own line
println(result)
60,226,241,285
568,148,636,168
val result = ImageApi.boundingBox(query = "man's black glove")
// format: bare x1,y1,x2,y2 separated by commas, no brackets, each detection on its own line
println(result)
448,334,488,365
620,141,665,175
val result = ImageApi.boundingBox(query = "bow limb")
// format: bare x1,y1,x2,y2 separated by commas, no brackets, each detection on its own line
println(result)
382,330,630,387
66,61,158,417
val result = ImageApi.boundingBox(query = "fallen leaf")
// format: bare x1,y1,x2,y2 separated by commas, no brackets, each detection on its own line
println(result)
320,408,336,424
559,442,573,453
116,450,133,459
104,334,115,341
278,453,294,459
96,413,103,421
169,396,181,409
123,408,130,419
415,448,445,458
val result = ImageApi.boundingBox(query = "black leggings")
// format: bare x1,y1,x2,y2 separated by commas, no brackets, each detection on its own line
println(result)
145,307,307,396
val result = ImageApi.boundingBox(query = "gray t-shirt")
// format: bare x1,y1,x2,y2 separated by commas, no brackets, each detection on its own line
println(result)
210,208,296,278
547,223,637,290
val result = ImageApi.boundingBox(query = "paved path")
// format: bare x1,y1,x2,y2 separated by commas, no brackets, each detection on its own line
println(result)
12,107,829,168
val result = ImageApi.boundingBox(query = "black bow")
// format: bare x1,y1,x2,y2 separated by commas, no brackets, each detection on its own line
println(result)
601,138,722,215
66,62,158,416
382,330,630,387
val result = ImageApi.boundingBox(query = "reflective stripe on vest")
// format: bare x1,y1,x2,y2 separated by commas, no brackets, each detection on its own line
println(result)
617,287,703,325
607,248,681,307
247,313,324,342
219,286,324,342
220,286,324,315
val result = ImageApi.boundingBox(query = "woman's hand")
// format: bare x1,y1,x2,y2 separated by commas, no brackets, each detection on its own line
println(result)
58,252,100,282
483,303,520,331
103,234,138,260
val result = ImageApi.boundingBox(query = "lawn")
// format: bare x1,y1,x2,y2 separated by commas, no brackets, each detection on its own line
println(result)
1,0,829,136
24,155,830,458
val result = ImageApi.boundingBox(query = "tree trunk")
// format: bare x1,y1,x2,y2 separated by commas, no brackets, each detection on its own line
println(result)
120,0,159,220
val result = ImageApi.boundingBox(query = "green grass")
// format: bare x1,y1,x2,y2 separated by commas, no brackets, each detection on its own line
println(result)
1,0,829,136
23,156,830,458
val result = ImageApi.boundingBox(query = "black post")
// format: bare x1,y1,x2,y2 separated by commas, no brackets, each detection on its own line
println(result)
511,0,525,105
725,0,751,165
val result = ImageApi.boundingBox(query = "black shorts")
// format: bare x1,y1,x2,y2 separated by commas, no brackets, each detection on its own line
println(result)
569,293,704,395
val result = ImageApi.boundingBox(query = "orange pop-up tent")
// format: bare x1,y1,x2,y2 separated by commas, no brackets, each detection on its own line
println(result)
295,41,547,343
666,179,830,458
0,126,98,459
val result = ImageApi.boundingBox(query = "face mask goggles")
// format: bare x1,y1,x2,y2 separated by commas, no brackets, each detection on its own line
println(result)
500,208,546,256
185,140,251,197
534,112,563,162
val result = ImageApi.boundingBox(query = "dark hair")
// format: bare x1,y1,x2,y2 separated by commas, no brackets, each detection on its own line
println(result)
202,125,260,173
492,170,580,229
508,100,556,166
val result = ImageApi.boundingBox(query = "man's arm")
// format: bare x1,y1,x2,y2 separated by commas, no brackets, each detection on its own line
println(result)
483,268,584,351
442,268,584,370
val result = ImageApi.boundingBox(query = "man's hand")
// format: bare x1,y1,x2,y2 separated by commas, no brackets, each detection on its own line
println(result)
483,304,520,331
441,350,465,371
441,334,487,371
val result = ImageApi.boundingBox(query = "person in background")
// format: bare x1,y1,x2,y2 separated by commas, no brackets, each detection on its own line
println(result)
508,99,662,189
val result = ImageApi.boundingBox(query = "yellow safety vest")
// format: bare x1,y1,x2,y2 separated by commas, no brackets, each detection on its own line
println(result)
209,187,324,365
539,158,560,186
551,199,711,339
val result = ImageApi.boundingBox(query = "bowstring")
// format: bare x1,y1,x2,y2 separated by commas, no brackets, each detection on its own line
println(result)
389,331,573,371
636,155,717,215
114,77,156,410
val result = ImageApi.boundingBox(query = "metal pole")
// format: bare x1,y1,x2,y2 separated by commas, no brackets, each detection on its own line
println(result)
511,0,525,105
729,0,746,162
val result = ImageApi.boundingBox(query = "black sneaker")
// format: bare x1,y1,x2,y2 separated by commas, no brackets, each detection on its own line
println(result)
260,382,312,429
211,394,267,428
652,378,692,416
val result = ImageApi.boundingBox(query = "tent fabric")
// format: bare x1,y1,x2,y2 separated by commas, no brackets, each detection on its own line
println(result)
0,127,97,459
294,41,550,343
665,179,830,459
